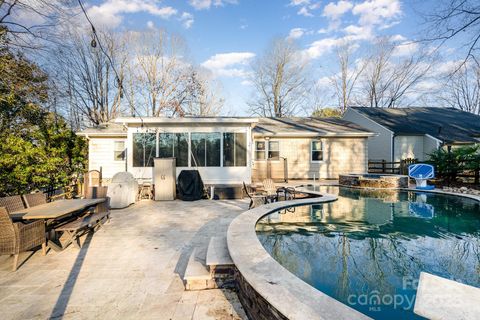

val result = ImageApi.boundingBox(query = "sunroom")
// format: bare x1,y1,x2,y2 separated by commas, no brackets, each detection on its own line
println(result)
116,117,257,185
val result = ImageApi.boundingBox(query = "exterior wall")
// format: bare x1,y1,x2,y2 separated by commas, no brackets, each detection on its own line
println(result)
126,123,253,185
343,108,393,161
393,135,424,162
88,137,127,179
423,135,440,159
252,137,368,181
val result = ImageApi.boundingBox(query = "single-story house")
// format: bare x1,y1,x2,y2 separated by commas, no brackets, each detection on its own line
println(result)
343,107,480,162
77,116,374,185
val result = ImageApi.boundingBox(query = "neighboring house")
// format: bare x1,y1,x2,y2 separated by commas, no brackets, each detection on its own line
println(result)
343,107,480,162
77,116,374,185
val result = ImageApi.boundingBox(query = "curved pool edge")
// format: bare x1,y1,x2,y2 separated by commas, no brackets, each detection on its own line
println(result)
227,194,372,320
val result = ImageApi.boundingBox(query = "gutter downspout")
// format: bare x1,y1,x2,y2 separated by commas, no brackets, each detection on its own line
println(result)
391,133,395,162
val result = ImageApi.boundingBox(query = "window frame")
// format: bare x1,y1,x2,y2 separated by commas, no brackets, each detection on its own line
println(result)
267,140,280,161
310,139,324,163
254,140,267,161
113,140,126,162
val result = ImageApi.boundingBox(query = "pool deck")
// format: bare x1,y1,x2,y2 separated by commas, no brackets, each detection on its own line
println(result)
0,199,249,320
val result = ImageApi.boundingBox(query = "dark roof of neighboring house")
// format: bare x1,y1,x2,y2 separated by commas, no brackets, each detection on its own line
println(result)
253,117,374,137
351,107,480,144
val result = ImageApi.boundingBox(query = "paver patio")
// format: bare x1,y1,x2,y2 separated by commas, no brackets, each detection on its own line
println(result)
0,199,249,320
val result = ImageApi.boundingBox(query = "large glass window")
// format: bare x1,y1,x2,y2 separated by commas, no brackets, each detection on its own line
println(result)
133,133,156,167
254,141,266,160
113,141,125,161
223,133,247,167
311,140,323,161
158,133,189,167
191,133,221,167
268,141,280,160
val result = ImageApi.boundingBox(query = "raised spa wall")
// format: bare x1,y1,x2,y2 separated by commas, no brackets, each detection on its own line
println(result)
339,173,408,188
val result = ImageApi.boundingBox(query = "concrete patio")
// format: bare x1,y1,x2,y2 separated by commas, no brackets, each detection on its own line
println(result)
0,199,249,320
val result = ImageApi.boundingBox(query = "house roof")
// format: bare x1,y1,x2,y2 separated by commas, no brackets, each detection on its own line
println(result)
253,117,374,137
351,107,480,144
113,116,258,124
77,116,373,138
77,122,127,137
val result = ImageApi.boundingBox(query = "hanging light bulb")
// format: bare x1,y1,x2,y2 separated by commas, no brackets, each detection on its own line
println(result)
91,37,97,48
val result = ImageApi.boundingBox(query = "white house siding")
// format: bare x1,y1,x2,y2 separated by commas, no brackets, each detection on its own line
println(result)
252,137,368,181
126,124,253,185
343,108,393,161
88,137,127,179
423,135,440,160
393,135,424,161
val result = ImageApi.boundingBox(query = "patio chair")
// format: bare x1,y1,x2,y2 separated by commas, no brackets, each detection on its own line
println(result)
0,195,25,213
83,170,102,198
243,182,267,209
0,207,46,271
262,179,296,202
23,193,47,208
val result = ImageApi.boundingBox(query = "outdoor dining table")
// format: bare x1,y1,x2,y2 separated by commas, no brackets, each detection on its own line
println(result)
10,198,106,252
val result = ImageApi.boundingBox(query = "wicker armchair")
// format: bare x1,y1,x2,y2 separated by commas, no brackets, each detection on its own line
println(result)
23,193,47,208
0,207,46,271
0,195,25,213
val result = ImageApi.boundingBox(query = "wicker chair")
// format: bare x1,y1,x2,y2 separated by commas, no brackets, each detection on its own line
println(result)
23,193,47,208
0,207,46,271
0,195,25,213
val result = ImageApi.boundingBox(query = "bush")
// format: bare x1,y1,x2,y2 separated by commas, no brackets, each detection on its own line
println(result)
427,145,480,184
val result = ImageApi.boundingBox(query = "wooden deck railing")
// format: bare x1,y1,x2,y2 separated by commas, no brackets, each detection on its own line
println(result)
368,158,417,175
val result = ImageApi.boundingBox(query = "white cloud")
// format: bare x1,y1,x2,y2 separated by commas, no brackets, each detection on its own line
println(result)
87,0,177,28
146,20,154,29
201,52,255,78
298,7,313,17
290,0,311,5
323,1,353,20
392,42,418,57
189,0,238,10
287,28,306,40
180,12,194,29
303,38,341,59
352,0,402,28
290,0,321,17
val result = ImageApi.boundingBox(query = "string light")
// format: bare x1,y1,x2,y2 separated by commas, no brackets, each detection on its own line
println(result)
77,0,144,128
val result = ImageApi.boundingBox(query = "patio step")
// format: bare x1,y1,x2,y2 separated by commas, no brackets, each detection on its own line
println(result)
183,248,217,291
206,236,234,275
183,237,236,291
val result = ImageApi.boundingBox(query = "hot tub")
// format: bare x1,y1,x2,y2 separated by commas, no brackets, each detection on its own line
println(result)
339,173,408,188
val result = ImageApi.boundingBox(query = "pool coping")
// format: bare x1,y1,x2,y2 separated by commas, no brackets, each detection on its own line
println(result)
227,185,480,320
227,193,372,320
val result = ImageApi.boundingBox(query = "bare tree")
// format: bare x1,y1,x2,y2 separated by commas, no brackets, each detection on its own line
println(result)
130,29,194,117
439,61,480,114
360,38,433,108
0,0,71,50
248,38,310,117
330,40,366,114
182,69,224,116
56,28,127,127
421,0,480,67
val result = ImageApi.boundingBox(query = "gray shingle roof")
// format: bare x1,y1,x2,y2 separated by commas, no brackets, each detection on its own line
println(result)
77,122,127,136
352,107,480,144
253,117,374,137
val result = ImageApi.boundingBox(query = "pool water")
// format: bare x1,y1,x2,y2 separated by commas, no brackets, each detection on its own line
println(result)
256,186,480,320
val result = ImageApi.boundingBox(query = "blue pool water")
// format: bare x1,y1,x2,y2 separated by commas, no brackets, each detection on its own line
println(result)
256,186,480,320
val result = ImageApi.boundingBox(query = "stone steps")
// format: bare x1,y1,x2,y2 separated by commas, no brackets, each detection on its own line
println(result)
183,237,235,291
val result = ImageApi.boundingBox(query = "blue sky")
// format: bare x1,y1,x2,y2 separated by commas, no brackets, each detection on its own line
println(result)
85,0,460,115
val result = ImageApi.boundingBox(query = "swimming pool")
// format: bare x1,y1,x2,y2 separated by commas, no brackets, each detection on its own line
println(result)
256,186,480,319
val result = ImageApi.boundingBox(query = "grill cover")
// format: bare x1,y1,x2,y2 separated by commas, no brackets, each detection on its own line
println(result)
177,170,205,201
